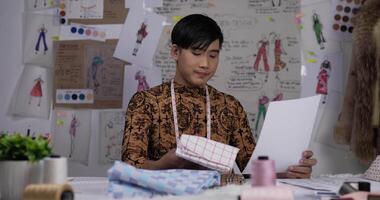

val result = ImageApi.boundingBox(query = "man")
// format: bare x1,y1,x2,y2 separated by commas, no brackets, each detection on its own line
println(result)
122,14,316,179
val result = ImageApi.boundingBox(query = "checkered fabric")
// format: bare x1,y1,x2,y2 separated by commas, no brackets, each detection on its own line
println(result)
107,161,221,198
364,155,380,181
176,134,240,173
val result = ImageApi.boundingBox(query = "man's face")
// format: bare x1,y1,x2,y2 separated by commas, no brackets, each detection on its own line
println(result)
171,39,220,87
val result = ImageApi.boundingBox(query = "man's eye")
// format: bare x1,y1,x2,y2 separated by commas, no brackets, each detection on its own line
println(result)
192,52,202,56
209,54,218,58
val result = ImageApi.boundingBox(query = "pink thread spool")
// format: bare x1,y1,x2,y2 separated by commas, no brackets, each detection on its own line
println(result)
251,156,276,187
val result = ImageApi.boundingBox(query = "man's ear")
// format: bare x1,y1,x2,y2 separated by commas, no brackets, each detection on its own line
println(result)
170,44,180,60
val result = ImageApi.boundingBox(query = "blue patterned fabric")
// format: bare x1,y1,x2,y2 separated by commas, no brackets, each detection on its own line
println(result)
107,161,221,198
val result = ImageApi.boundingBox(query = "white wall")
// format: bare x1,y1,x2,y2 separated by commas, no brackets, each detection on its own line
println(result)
0,0,367,177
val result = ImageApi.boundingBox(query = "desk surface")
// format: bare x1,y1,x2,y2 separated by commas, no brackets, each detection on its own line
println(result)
70,175,380,200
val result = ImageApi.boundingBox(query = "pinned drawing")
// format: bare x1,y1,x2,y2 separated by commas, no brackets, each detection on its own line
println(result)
35,24,48,55
113,10,165,67
133,20,149,56
53,110,91,165
99,111,125,164
253,34,270,81
23,13,60,67
316,58,331,104
255,93,270,133
272,0,281,7
312,10,326,50
34,0,47,8
9,65,52,119
69,114,80,158
87,55,103,93
270,32,287,79
29,75,44,107
135,70,150,91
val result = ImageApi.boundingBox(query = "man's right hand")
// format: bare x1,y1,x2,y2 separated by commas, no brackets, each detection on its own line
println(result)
143,149,208,170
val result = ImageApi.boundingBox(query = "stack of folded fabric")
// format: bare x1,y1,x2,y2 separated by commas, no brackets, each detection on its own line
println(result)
107,161,221,198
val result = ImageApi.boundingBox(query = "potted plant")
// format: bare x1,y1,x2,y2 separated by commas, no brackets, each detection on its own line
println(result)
0,134,52,200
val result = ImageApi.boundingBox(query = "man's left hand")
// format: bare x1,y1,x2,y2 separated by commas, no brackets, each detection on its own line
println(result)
278,150,317,179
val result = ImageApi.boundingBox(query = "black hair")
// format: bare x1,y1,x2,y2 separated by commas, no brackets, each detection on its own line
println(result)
171,14,224,50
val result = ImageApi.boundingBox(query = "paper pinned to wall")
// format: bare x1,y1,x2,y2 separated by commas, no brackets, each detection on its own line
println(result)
53,40,125,109
23,13,60,68
99,110,125,164
300,0,341,60
9,65,52,119
123,64,162,109
60,0,104,19
113,10,166,68
53,110,92,166
69,0,128,24
242,95,322,173
24,0,58,11
301,52,344,99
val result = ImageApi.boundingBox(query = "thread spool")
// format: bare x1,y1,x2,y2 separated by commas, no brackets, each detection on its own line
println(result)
239,186,294,200
251,156,276,187
23,183,74,200
43,155,68,184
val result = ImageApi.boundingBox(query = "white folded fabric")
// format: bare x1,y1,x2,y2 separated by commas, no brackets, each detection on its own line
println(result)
364,155,380,181
176,134,239,173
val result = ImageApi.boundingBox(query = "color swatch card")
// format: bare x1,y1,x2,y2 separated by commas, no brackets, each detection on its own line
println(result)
60,23,106,41
54,40,125,109
56,89,94,104
113,10,165,68
328,0,365,41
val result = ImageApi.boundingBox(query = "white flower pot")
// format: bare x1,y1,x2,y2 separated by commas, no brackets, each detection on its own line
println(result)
0,160,43,200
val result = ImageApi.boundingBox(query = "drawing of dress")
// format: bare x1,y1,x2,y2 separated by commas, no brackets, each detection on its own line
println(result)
272,0,281,6
273,38,287,72
253,39,270,72
312,12,326,50
29,76,44,106
80,4,97,18
34,0,47,8
35,24,48,54
132,21,148,56
88,56,103,93
316,59,331,103
272,93,283,101
135,71,150,92
255,95,269,132
69,115,79,158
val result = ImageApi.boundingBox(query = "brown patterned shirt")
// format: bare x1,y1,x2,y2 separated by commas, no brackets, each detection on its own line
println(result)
122,81,256,172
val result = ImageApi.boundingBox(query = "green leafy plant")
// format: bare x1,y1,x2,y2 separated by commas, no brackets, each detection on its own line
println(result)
0,134,52,162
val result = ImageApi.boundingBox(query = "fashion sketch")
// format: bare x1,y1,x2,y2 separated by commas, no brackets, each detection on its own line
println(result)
132,20,149,56
29,75,44,107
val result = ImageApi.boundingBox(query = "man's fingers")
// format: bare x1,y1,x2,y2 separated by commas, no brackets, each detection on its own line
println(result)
299,158,317,166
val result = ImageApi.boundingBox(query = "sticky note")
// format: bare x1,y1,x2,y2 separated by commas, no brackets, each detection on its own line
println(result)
307,58,317,63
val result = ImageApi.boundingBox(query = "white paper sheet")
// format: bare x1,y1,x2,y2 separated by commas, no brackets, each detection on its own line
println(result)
301,52,344,98
53,110,92,165
123,64,162,109
98,110,125,164
9,65,52,119
23,13,60,67
113,10,165,67
242,95,322,173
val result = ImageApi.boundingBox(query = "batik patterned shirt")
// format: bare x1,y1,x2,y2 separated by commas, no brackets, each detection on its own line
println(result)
122,81,256,172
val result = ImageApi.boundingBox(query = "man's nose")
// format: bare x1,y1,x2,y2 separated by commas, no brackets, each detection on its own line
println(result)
199,55,208,68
